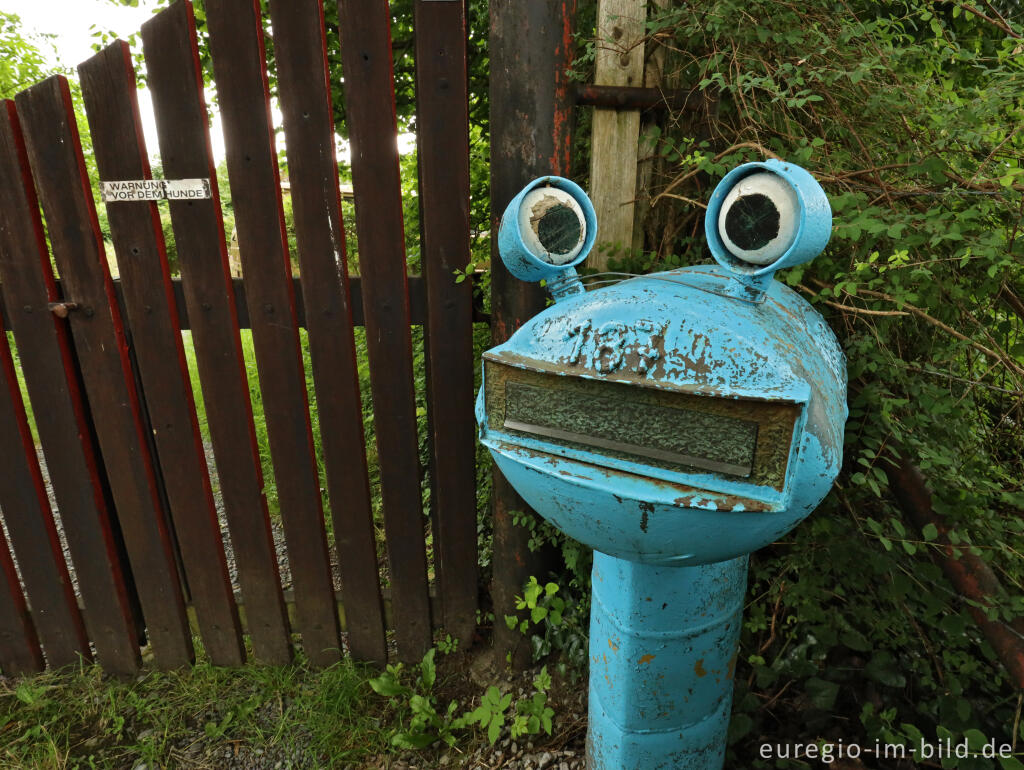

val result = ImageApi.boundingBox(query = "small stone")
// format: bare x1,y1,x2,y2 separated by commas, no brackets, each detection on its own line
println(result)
538,752,554,768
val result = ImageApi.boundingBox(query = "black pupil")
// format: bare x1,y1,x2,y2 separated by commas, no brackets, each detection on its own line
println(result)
536,204,581,254
724,193,780,251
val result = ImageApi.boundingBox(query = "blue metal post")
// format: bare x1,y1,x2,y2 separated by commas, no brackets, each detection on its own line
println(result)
588,553,748,770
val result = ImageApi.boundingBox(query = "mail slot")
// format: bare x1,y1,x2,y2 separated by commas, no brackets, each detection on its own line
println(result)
477,161,847,770
483,359,802,497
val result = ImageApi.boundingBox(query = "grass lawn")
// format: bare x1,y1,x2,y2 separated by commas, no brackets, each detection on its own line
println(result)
0,642,587,769
0,648,393,769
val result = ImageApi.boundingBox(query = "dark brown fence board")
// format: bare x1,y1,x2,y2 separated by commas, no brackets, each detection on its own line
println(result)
15,76,193,669
141,0,292,665
268,0,386,663
204,0,340,666
0,101,140,677
489,0,578,667
336,0,432,663
413,0,478,646
0,316,89,668
79,42,244,667
0,522,43,675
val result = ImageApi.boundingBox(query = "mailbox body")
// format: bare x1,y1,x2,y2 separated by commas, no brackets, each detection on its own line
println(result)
476,263,847,566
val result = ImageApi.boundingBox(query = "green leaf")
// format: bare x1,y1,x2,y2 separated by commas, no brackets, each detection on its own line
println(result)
805,677,840,710
842,630,872,652
487,716,502,744
727,713,754,745
964,728,986,750
865,653,907,688
922,523,939,541
368,677,409,697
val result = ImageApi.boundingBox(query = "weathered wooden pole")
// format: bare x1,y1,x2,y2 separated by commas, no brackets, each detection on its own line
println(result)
588,0,648,269
490,0,577,666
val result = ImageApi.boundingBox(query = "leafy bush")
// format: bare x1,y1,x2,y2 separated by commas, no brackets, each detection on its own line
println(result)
571,0,1024,764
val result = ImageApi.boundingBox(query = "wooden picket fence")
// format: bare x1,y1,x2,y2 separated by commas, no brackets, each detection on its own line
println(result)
0,0,477,675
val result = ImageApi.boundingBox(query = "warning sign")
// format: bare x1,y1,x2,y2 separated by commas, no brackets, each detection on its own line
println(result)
101,179,211,202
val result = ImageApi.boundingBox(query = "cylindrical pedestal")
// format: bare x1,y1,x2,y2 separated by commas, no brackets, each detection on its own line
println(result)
587,552,748,770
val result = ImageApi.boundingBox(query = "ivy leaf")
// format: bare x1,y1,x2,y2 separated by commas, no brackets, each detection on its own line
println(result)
805,677,840,710
866,653,907,688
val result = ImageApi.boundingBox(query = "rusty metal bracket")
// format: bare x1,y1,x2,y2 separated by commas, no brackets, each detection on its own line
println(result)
47,302,78,319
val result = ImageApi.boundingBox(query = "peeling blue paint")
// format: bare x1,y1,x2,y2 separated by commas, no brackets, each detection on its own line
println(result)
478,162,847,769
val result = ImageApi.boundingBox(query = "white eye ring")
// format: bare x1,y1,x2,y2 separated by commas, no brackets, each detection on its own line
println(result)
518,187,587,265
717,172,799,266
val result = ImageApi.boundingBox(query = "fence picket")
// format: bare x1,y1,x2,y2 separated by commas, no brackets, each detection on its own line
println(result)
0,313,89,668
413,0,478,646
0,522,42,675
15,76,193,669
79,42,245,667
141,0,293,665
0,101,140,677
205,0,341,666
268,0,387,663
0,2,490,675
336,0,432,662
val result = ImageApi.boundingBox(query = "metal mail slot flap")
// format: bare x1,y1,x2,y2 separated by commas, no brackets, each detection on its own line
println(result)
484,359,801,491
504,381,758,477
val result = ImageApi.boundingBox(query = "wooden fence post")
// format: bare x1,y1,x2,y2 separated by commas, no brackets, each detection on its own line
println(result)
490,0,578,668
587,0,648,270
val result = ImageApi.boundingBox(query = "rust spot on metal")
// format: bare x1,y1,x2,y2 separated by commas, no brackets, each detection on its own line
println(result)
47,301,78,318
694,658,707,677
639,501,653,532
638,654,656,665
608,638,619,652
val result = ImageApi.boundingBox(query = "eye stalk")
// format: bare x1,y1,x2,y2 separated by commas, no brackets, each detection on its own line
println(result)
705,159,832,286
498,176,597,302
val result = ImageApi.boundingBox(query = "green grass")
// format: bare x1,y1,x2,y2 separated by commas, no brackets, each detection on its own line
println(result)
0,648,392,769
4,331,38,445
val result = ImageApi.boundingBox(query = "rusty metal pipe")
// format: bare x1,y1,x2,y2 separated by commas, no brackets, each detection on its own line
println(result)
574,84,699,112
883,454,1024,690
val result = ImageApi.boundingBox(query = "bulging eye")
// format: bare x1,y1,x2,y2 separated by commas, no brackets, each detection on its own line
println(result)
717,172,799,266
517,187,587,265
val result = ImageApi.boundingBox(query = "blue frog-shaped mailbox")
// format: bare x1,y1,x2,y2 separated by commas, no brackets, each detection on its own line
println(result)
476,160,847,769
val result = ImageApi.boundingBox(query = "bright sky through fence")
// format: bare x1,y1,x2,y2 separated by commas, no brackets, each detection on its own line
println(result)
4,0,190,160
1,0,418,166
